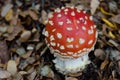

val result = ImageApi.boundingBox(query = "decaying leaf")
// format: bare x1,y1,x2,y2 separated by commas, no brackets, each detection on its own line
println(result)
19,30,31,42
18,60,28,70
0,70,11,79
0,25,8,34
118,61,120,72
5,23,23,41
90,0,100,15
0,41,9,64
108,1,118,13
35,42,44,51
28,9,39,20
41,10,48,25
65,77,78,80
40,65,54,78
31,30,40,41
21,50,33,59
94,49,106,60
16,47,26,56
27,71,37,80
100,60,109,70
5,9,13,21
1,3,13,17
7,60,17,75
26,57,36,64
110,50,120,61
12,73,23,80
110,14,120,24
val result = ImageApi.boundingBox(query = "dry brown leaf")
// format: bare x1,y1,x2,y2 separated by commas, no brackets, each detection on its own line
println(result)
19,30,31,42
5,23,23,41
27,67,35,74
28,9,39,20
7,25,14,33
40,65,51,77
100,60,109,70
16,47,26,56
90,0,100,15
18,60,28,70
27,71,37,80
32,30,40,41
35,42,44,51
110,50,120,61
12,73,23,80
65,77,78,80
110,14,120,24
41,10,48,25
0,41,9,64
21,50,33,59
19,10,29,18
19,71,28,75
68,72,82,77
0,25,8,33
46,69,54,78
5,9,13,21
108,1,118,13
94,49,106,60
7,60,17,75
117,61,120,72
1,3,13,17
26,57,36,64
0,70,11,79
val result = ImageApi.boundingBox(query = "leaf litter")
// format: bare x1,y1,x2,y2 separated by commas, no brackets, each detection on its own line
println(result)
0,0,120,80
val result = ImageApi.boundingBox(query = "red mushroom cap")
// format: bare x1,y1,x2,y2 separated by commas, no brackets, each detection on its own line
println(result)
43,7,97,58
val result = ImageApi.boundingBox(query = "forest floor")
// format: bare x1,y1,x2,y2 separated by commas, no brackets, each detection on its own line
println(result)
0,0,120,80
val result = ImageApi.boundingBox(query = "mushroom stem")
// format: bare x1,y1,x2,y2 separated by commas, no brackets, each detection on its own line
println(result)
53,53,90,74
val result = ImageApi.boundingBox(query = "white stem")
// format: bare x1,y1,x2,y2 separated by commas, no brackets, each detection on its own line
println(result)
53,54,90,74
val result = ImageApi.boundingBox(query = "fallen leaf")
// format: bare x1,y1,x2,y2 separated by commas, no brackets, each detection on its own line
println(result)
12,73,23,80
94,49,106,60
100,60,109,70
40,65,51,77
19,71,28,75
18,60,28,70
26,57,36,64
5,22,23,41
0,25,8,33
35,42,44,51
118,61,120,72
7,60,17,75
0,70,11,79
108,1,118,13
27,71,37,80
110,14,120,24
21,50,33,59
16,47,26,56
28,9,39,20
0,41,9,64
19,30,31,42
41,10,48,25
90,0,100,15
32,30,40,41
5,9,13,21
65,77,78,80
1,3,13,17
110,50,120,61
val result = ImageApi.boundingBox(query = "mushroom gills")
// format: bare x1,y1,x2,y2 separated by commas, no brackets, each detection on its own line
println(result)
53,53,90,74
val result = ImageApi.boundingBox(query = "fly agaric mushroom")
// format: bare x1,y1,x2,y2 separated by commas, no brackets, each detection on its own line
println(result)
43,7,97,74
